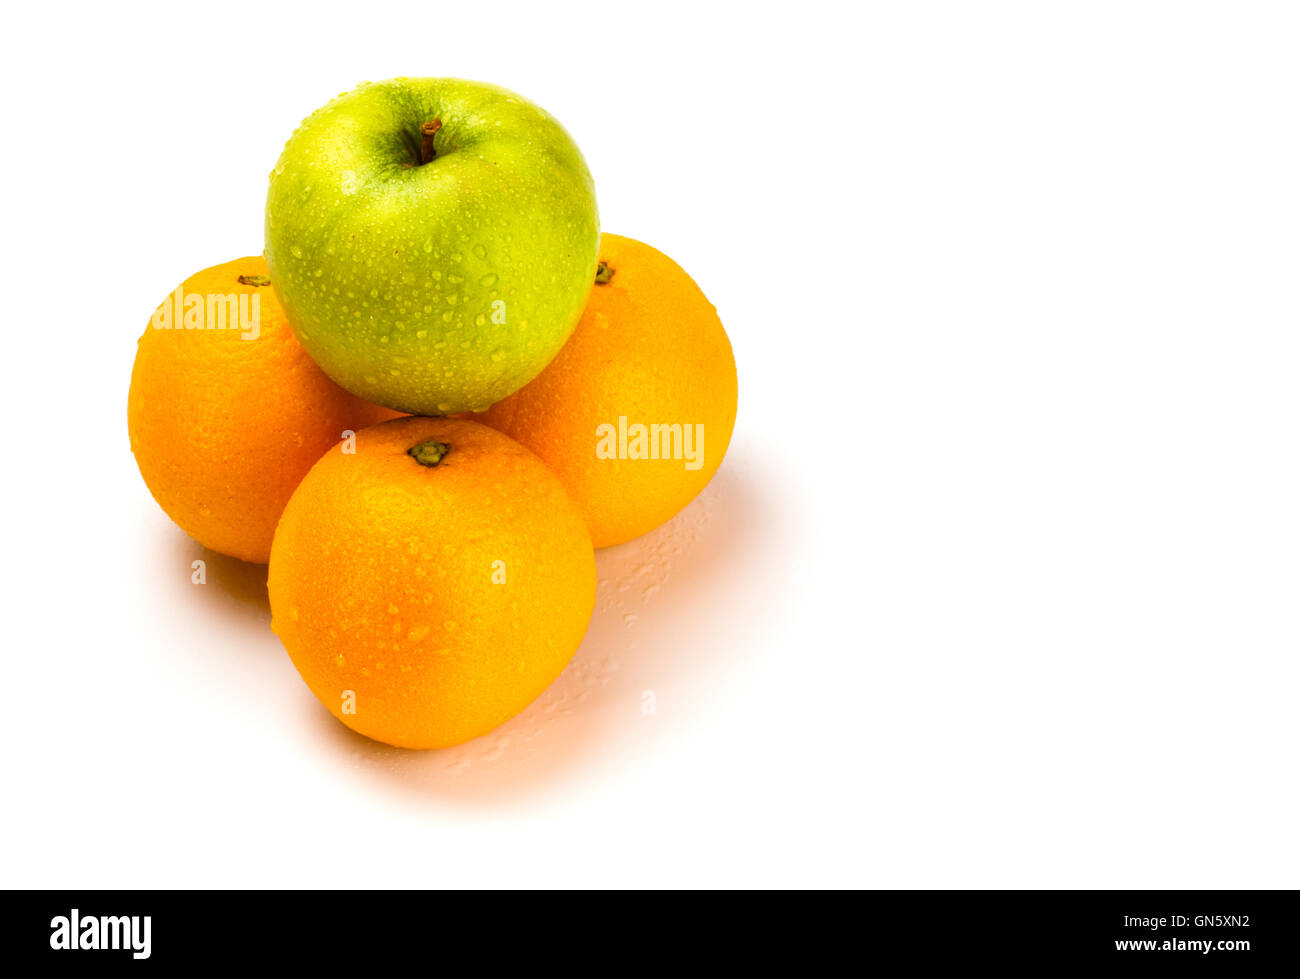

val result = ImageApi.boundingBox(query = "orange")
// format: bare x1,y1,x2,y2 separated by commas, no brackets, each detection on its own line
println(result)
127,257,400,563
268,416,596,749
480,233,738,547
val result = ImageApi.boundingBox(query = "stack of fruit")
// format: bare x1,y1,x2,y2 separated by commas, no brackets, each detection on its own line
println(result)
128,78,737,750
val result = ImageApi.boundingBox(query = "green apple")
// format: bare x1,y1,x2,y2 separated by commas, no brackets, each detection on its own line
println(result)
265,78,599,415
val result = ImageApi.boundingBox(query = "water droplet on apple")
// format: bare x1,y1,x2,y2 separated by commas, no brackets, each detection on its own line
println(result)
472,244,488,260
290,245,303,259
479,273,498,288
490,348,506,362
437,403,453,413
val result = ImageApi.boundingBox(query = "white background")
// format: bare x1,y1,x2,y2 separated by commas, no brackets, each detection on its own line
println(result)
2,1,1297,888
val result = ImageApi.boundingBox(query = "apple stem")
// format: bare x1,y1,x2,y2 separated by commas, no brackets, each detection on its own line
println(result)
408,439,450,467
419,119,442,164
595,261,615,285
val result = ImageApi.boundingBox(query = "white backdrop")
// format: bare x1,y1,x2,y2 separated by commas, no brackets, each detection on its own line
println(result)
2,1,1298,888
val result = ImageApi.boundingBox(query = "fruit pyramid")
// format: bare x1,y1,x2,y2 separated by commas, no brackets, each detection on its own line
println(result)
128,78,738,750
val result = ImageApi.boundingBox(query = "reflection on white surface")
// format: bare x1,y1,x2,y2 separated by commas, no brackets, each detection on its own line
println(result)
174,460,768,807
